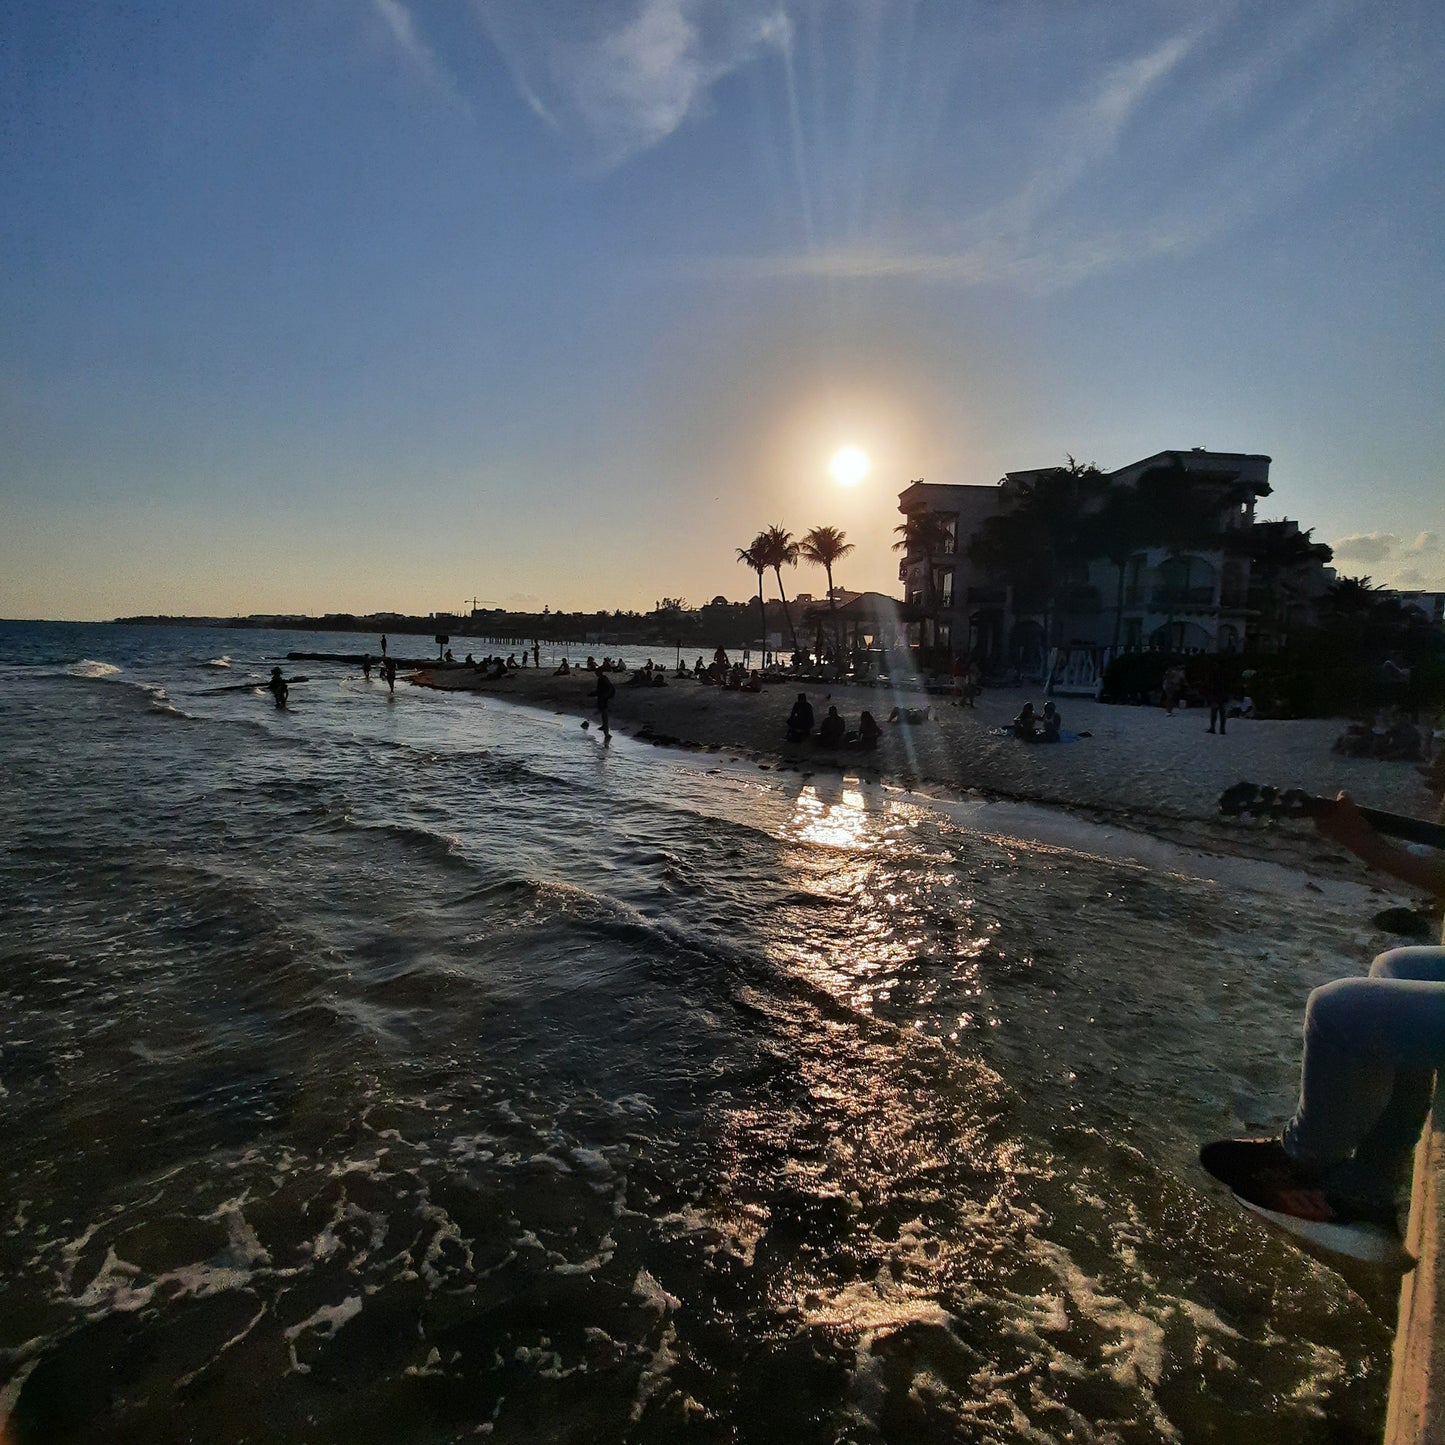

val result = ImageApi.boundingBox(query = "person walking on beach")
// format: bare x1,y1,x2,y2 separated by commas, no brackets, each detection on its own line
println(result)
383,657,397,695
362,653,372,680
1201,792,1445,1251
594,666,615,740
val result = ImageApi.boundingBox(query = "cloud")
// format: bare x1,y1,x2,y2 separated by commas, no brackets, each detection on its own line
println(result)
1407,531,1441,553
475,0,790,166
372,0,470,113
1331,532,1400,562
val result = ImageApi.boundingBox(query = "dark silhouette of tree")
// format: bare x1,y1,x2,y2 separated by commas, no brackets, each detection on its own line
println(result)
757,524,801,653
968,457,1108,648
1079,485,1154,650
799,525,855,666
893,499,956,662
735,538,768,658
1239,524,1334,649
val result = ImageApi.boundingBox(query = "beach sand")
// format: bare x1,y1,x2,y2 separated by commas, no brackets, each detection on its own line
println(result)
417,666,1441,883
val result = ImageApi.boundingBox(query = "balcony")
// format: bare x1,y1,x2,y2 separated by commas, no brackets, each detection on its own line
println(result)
1150,585,1217,611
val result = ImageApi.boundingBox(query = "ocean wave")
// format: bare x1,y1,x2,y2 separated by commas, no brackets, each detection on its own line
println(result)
67,658,121,678
202,656,231,669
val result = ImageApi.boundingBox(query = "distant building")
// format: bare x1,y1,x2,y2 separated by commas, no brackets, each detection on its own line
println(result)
1387,590,1445,627
896,448,1335,671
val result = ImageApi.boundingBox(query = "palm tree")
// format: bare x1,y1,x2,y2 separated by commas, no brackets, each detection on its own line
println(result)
756,524,801,653
1079,484,1153,650
894,504,957,664
735,538,768,660
799,525,855,667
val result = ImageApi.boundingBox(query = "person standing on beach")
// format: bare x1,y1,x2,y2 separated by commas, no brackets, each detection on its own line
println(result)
362,653,372,680
1202,793,1445,1247
380,635,388,660
594,666,615,740
1206,657,1229,735
533,641,540,669
267,667,288,708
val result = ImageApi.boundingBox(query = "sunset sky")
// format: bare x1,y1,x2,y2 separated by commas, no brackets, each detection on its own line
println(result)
3,1,1443,619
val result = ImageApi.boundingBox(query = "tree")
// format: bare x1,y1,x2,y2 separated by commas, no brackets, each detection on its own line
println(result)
1239,524,1333,650
799,525,855,668
735,539,768,658
968,458,1108,649
756,524,801,653
893,503,958,663
1079,485,1154,650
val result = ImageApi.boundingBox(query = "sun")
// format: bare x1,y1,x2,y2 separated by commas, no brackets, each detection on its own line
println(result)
829,446,871,487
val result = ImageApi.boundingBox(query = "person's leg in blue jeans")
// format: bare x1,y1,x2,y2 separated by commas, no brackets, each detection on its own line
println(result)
1283,946,1445,1205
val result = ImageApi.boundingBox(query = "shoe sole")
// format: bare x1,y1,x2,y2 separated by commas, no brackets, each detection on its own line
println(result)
1235,1195,1413,1269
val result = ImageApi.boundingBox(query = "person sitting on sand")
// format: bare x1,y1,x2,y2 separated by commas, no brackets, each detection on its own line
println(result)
586,656,598,671
817,706,846,749
745,669,763,693
714,646,729,670
786,693,814,743
554,658,571,676
850,711,881,752
267,667,288,708
444,648,454,663
505,653,518,669
1012,702,1037,741
888,705,931,726
464,653,475,666
1201,792,1445,1251
728,663,746,690
1040,701,1062,743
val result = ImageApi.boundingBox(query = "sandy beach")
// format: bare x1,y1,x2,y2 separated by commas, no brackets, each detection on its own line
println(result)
417,665,1441,879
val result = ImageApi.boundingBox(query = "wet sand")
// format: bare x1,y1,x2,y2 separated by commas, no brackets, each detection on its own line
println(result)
417,667,1440,882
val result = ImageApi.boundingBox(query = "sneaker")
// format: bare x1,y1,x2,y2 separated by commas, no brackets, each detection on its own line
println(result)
1199,1137,1405,1265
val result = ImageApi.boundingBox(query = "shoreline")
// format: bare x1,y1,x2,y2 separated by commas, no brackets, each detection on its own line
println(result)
413,665,1441,888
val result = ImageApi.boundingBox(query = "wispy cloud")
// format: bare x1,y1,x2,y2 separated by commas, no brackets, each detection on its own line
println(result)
475,0,789,167
701,1,1434,293
1331,530,1445,589
372,0,469,114
1332,532,1401,562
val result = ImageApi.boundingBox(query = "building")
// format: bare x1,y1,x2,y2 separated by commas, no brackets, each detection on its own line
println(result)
896,449,1334,673
1388,590,1445,628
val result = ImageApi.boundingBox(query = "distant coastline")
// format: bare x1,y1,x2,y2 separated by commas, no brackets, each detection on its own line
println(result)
110,604,779,651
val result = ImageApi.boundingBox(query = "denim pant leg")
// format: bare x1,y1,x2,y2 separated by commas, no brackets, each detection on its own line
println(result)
1284,947,1445,1194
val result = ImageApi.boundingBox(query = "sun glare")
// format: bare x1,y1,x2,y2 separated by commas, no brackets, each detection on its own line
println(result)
829,446,870,487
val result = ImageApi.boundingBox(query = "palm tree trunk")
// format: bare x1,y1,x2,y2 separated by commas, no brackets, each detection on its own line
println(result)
773,568,799,652
825,562,841,673
755,574,767,663
1112,562,1126,651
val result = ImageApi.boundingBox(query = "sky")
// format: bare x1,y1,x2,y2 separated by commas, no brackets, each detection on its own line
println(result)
2,0,1443,620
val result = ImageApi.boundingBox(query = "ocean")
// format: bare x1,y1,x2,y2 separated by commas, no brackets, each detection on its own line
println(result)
0,621,1394,1442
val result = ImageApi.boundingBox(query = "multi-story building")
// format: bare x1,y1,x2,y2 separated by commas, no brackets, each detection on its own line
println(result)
896,449,1334,672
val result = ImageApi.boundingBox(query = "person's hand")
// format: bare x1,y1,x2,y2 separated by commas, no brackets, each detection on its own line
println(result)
1313,790,1377,852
